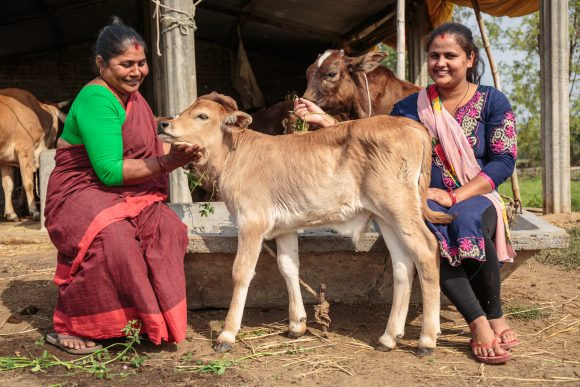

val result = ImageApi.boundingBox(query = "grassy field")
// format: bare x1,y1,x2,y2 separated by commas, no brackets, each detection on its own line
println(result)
498,175,580,211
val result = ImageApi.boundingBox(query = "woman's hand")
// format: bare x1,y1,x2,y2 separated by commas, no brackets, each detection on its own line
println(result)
164,143,204,171
427,187,453,208
293,98,336,127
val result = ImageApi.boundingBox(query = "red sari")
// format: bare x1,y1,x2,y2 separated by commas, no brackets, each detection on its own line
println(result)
45,91,188,344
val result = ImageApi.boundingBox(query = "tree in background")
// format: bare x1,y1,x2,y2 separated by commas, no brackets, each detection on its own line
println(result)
454,1,579,167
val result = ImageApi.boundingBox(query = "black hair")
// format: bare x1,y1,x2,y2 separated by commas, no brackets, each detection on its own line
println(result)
95,16,147,64
426,22,485,84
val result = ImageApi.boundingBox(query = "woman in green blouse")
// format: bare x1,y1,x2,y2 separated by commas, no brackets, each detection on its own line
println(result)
44,17,201,354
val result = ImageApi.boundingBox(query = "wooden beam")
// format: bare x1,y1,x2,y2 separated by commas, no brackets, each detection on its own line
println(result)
396,0,405,79
342,4,396,41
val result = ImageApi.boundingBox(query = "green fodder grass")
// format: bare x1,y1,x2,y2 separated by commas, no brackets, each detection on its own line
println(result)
504,304,551,320
498,175,580,211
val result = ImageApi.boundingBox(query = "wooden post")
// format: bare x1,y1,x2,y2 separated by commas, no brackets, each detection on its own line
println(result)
409,2,428,86
396,0,406,80
540,0,571,213
151,0,198,203
471,0,522,212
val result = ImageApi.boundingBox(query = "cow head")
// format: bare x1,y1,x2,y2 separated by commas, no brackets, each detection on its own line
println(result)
158,92,252,166
302,49,388,116
41,100,68,148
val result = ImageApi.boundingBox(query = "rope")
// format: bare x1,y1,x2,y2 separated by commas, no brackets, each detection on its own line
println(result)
151,0,202,57
362,72,372,118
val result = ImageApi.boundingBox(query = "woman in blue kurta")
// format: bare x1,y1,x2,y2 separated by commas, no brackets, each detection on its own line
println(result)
294,23,519,364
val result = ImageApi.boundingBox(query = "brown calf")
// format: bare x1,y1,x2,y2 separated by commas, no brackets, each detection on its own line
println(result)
159,92,451,356
0,88,66,221
303,49,420,119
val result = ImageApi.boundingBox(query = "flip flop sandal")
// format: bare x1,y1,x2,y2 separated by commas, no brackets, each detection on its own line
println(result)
469,338,511,364
495,328,521,350
46,333,103,355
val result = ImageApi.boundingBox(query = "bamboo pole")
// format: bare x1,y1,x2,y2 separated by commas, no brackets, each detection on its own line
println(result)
396,0,406,79
471,0,521,212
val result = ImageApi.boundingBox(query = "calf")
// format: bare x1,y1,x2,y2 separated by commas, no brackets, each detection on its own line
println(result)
159,92,451,356
249,100,294,135
0,89,66,221
303,50,420,119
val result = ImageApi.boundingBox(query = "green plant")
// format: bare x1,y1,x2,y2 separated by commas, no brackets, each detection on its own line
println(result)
0,320,144,380
184,169,216,216
505,304,550,320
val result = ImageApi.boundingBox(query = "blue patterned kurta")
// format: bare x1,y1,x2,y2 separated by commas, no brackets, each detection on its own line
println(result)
391,85,517,266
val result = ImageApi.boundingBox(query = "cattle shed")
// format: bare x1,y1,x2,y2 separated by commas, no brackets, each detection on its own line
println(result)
23,1,569,310
1,0,569,214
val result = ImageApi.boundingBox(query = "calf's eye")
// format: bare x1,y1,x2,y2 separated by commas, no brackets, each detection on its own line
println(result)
197,113,209,120
326,72,337,78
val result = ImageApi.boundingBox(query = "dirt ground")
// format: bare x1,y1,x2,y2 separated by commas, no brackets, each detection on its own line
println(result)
0,215,578,386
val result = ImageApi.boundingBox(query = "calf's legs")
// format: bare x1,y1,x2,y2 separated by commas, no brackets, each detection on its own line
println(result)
276,233,307,338
1,166,18,221
215,226,265,352
375,219,416,350
17,153,40,221
375,216,440,354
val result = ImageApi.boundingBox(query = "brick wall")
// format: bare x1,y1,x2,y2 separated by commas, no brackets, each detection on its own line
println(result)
0,39,310,111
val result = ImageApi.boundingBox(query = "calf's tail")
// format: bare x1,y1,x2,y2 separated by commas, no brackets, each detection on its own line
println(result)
418,134,453,225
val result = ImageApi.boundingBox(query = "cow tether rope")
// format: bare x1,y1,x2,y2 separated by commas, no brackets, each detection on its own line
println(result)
362,72,372,118
151,0,201,56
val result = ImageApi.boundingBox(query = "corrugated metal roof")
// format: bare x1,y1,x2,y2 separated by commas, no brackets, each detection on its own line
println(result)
0,0,402,59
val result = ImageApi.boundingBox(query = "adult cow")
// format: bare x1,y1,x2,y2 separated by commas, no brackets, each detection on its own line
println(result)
158,92,452,356
0,88,66,221
303,49,420,120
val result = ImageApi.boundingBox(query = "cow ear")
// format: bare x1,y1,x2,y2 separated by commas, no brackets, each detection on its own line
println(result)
224,111,252,132
350,51,388,73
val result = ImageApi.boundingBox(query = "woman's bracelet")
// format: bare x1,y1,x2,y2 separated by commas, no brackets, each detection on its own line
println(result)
447,189,457,206
156,155,170,174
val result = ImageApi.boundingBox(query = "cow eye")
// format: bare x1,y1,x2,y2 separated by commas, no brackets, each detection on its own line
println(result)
325,72,337,78
197,113,208,120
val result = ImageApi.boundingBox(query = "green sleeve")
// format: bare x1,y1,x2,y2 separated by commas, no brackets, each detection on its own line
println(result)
73,88,126,186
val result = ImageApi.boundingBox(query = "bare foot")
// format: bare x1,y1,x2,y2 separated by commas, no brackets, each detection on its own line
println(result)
469,316,507,358
489,317,518,344
59,335,97,350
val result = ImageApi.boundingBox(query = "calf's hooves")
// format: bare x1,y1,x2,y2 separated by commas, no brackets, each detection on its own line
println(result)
4,214,19,222
214,342,233,353
376,342,395,352
287,330,304,339
416,347,434,357
33,213,41,222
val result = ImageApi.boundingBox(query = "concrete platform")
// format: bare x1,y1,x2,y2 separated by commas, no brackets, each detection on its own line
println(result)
171,203,570,310
37,149,570,310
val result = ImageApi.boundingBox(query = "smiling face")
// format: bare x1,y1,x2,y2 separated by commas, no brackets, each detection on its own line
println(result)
97,44,148,98
427,34,474,90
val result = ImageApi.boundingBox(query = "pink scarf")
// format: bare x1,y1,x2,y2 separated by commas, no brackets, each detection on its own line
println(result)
417,85,515,262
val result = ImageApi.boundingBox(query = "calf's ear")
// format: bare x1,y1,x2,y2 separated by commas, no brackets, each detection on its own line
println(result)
348,51,388,73
224,111,252,132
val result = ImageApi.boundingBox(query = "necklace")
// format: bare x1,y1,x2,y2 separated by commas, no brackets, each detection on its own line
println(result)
449,83,470,116
99,76,126,108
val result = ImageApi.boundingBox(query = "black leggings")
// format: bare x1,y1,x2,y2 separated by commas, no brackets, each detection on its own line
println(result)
440,205,503,324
